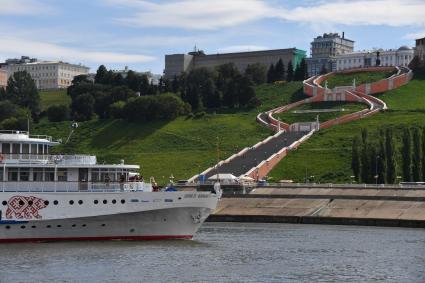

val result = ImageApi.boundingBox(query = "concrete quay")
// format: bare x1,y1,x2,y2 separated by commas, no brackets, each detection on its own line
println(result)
208,187,425,228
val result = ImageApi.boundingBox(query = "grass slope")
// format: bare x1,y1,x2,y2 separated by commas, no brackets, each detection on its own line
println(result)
269,74,425,183
33,82,304,183
275,101,366,124
39,89,70,111
323,71,394,89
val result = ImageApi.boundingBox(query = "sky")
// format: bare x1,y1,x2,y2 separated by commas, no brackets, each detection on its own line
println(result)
1,0,424,75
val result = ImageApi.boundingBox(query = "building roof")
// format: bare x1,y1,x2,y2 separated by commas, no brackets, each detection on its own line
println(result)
398,45,412,51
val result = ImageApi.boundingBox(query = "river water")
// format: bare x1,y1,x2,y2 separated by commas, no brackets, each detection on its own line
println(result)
0,223,424,283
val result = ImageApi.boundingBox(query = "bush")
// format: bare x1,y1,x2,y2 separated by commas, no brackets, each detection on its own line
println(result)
47,105,70,122
72,93,95,121
108,101,126,119
194,111,206,119
0,108,32,130
0,100,18,122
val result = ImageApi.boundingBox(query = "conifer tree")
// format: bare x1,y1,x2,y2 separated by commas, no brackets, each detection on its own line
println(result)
360,129,370,183
351,136,361,182
378,129,386,183
274,59,285,81
385,128,397,183
422,127,425,180
286,61,294,82
267,64,275,83
401,127,412,182
412,127,422,181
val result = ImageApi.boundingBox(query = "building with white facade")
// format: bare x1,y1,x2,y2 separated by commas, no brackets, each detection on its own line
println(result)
0,69,7,89
1,56,89,90
306,33,354,76
335,46,414,71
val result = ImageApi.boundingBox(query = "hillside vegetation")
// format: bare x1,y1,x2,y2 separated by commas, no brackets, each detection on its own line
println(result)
39,89,71,111
34,82,303,183
269,74,425,183
323,70,394,89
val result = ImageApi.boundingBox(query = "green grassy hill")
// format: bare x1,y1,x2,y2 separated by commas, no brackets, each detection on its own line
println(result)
34,82,304,183
275,101,366,124
269,74,425,183
323,70,394,89
39,89,70,111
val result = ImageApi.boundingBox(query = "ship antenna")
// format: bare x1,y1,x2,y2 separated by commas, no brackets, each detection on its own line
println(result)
216,136,220,182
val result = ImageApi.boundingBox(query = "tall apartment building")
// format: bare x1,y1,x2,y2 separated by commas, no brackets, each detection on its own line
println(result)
164,48,306,79
335,46,414,71
1,56,89,90
306,32,354,76
0,69,7,89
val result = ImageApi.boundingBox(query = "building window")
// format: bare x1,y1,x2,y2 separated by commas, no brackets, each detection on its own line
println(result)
57,169,67,181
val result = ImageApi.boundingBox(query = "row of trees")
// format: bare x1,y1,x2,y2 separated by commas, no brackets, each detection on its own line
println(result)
351,127,425,184
267,58,308,83
0,71,40,130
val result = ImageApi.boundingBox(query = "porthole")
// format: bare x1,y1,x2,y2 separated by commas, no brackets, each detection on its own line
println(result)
44,200,49,206
72,224,76,227
46,225,51,228
103,200,107,204
19,200,24,206
69,200,74,205
112,199,117,204
101,224,106,227
54,200,58,205
130,228,135,233
94,199,99,204
78,200,83,205
5,226,10,229
20,225,26,229
31,226,36,229
57,225,62,228
163,218,167,222
28,201,33,206
121,199,126,204
2,201,7,206
82,224,86,227
178,197,182,200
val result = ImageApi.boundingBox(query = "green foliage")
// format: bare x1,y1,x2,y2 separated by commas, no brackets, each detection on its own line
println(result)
5,71,40,118
286,61,294,82
412,128,422,181
401,128,412,181
244,63,267,85
73,93,95,121
39,89,71,111
267,64,275,83
0,108,32,131
274,59,285,81
0,100,18,121
108,101,126,119
351,136,360,181
47,105,70,122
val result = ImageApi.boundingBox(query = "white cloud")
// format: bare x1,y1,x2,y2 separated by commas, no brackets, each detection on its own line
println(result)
0,0,52,15
217,45,270,53
105,0,425,30
404,30,425,40
0,37,156,66
108,0,274,30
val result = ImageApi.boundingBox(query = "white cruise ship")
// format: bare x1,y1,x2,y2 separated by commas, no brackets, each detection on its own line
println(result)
0,130,220,242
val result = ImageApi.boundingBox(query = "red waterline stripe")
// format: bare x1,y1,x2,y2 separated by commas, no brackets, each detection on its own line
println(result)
0,235,193,243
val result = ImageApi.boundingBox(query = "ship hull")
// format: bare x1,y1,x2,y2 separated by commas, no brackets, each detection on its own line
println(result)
0,207,212,242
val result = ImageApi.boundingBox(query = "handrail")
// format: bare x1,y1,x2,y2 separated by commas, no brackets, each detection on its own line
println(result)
0,153,97,165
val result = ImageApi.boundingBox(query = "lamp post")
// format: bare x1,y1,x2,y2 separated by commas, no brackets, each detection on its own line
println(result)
350,175,355,184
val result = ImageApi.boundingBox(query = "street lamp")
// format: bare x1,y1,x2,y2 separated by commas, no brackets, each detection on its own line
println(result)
350,175,355,184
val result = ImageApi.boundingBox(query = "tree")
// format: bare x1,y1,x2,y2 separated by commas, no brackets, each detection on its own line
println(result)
274,59,285,81
171,75,179,93
237,76,255,107
422,127,425,181
47,105,70,122
0,100,18,122
203,78,220,108
412,127,422,181
5,71,40,118
351,136,361,182
94,65,108,84
267,64,275,83
108,101,126,119
139,74,150,95
244,63,266,85
401,127,412,182
286,61,294,82
377,130,386,183
360,129,370,183
294,58,308,81
385,128,397,183
369,145,378,183
0,108,32,131
72,93,95,121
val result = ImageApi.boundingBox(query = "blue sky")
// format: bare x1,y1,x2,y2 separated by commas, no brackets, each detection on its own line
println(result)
1,0,424,74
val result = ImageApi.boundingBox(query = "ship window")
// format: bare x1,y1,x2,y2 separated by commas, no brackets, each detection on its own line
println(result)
54,200,58,205
121,199,125,204
38,144,43,154
69,200,74,205
1,143,10,154
5,226,10,229
46,225,51,228
22,144,29,154
2,201,6,205
0,168,3,181
91,169,99,182
45,168,54,181
57,169,67,181
103,200,107,204
31,226,36,228
82,224,86,227
44,144,48,154
12,143,20,154
57,225,61,228
72,224,76,227
8,168,18,181
94,200,99,204
44,200,49,206
19,168,30,181
31,144,37,155
78,200,83,205
112,199,116,204
21,225,26,229
33,169,43,181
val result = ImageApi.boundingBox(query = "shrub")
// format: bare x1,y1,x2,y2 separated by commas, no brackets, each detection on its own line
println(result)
194,111,206,119
47,105,70,122
108,101,126,119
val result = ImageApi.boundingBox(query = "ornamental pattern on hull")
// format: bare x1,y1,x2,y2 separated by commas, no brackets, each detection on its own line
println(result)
6,196,47,220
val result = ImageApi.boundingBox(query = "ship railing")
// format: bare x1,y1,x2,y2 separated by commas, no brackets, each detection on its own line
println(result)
0,181,152,193
0,154,97,165
0,130,53,142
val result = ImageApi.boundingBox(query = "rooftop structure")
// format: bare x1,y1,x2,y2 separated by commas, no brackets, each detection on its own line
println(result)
0,56,89,90
415,37,425,65
0,69,7,89
164,48,306,79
